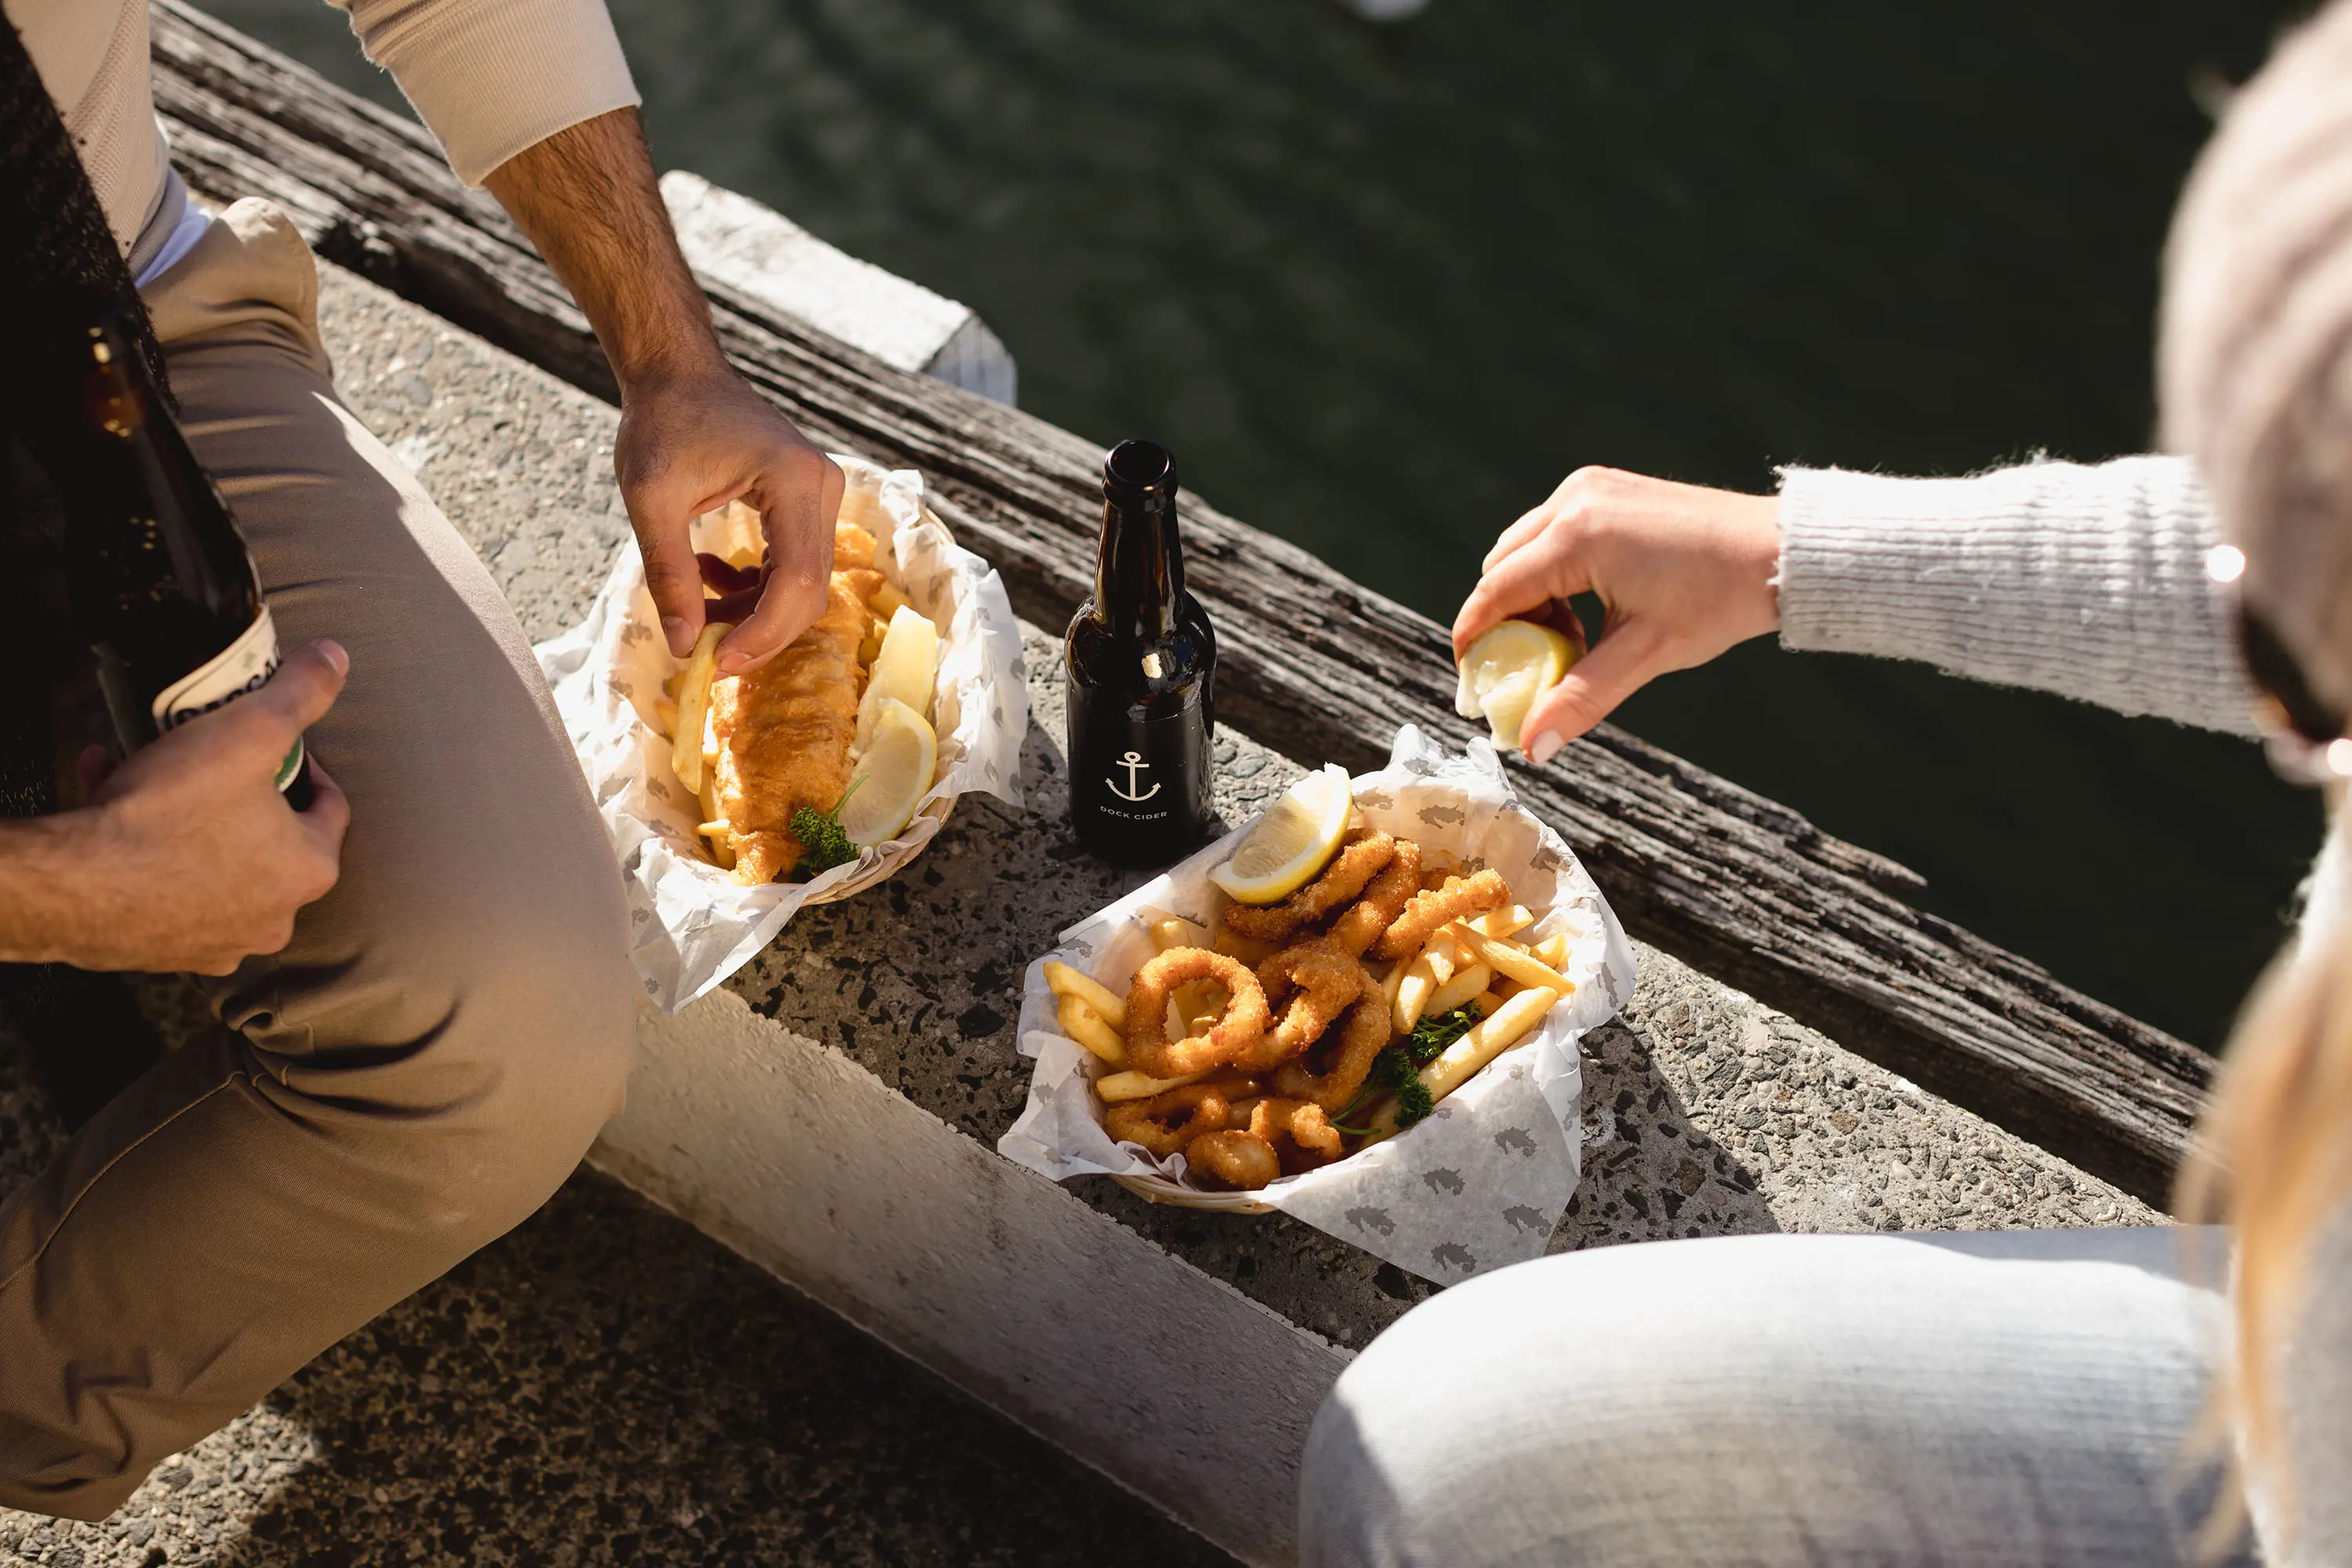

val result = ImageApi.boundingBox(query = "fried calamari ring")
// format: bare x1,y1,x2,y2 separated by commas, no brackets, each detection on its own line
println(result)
1122,948,1272,1077
1250,1097,1343,1170
1221,833,1398,941
1323,837,1423,958
1375,866,1511,961
1273,967,1394,1112
1104,1079,1254,1155
1185,1129,1283,1191
1232,943,1365,1070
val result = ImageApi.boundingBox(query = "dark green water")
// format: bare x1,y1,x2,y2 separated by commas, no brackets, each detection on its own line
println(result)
215,0,2324,1048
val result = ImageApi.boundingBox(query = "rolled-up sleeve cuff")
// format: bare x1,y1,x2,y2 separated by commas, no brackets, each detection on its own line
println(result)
348,0,641,187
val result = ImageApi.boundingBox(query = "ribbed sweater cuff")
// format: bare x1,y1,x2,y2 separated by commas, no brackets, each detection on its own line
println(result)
1777,456,2259,735
336,0,641,187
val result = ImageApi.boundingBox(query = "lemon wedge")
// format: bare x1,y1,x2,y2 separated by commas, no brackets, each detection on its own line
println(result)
840,698,937,848
856,604,938,750
1456,619,1576,750
1208,762,1355,906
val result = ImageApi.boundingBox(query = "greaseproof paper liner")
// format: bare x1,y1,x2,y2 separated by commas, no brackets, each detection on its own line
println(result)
1000,725,1637,1284
535,454,1026,1012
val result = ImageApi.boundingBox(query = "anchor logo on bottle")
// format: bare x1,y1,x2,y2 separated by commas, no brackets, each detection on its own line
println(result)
1107,750,1163,803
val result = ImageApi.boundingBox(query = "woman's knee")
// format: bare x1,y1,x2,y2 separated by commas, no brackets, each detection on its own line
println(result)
1301,1261,1635,1567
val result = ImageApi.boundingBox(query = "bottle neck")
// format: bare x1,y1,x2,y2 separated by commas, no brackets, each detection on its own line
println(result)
1094,494,1183,643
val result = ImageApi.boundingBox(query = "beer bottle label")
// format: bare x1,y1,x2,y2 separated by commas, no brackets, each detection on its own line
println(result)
149,605,306,792
1073,699,1210,836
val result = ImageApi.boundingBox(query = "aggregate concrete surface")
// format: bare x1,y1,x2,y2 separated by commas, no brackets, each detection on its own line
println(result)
297,258,2158,1344
0,256,2158,1564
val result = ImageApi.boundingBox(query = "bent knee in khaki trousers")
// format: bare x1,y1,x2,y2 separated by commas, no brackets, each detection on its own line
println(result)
0,199,638,1520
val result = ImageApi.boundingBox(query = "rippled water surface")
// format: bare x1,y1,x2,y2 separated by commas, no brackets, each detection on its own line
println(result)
216,0,2321,1047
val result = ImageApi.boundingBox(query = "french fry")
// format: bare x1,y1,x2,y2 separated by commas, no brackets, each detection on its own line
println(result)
1368,987,1562,1137
1424,961,1492,1020
1428,987,1559,1094
696,771,735,870
1534,931,1571,969
1469,989,1506,1018
1058,994,1126,1063
1149,915,1211,953
1449,924,1575,996
669,622,733,795
1167,980,1229,1039
654,695,679,738
859,615,889,665
1044,960,1127,1029
1394,932,1459,1033
1381,956,1409,1015
1096,1066,1207,1102
1464,905,1534,940
1213,927,1279,966
869,582,913,619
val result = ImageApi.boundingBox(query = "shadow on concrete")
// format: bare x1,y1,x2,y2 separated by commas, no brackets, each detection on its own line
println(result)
1552,1017,1783,1250
0,1034,1234,1568
221,1174,1237,1568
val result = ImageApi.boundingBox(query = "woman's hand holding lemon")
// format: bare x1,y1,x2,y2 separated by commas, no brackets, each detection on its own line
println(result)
1451,466,1782,764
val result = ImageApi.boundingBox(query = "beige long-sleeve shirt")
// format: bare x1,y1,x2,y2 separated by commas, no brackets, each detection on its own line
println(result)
6,0,640,278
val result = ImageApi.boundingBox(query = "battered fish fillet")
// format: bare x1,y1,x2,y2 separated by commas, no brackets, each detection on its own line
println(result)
711,574,871,882
835,521,877,571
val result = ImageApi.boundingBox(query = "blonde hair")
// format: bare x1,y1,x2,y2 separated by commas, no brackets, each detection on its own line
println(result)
2179,869,2352,1541
2161,2,2352,1542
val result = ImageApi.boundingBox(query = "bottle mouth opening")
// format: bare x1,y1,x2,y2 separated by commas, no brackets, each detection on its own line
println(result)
1105,438,1176,494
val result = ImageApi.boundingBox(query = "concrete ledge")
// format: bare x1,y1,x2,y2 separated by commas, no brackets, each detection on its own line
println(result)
661,171,1018,405
312,257,2162,1567
597,991,1338,1566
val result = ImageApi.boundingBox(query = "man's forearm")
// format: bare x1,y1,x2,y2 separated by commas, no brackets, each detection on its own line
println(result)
0,815,101,964
483,107,724,393
485,104,843,670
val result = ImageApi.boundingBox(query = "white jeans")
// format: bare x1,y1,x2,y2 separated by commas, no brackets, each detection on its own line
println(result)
1300,1229,2253,1566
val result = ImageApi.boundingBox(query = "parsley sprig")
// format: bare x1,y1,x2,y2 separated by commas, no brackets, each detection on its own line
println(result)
1334,1002,1484,1134
789,776,866,880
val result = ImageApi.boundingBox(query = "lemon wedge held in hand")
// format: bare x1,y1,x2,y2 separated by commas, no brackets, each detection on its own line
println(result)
1457,619,1577,750
1208,762,1356,906
840,698,938,848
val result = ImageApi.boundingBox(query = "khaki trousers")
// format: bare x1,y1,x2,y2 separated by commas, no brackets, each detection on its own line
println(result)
0,200,638,1519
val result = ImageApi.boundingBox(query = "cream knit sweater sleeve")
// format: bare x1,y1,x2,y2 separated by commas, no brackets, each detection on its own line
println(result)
327,0,641,187
1776,456,2259,736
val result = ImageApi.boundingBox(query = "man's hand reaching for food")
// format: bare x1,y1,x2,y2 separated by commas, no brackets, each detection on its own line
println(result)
485,107,843,675
1453,466,1782,764
612,364,842,672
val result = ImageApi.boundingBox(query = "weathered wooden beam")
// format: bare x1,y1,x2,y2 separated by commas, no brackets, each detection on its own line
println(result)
149,0,2214,1205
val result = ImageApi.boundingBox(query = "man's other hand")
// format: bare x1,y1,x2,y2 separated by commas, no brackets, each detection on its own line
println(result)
616,367,844,674
35,640,354,975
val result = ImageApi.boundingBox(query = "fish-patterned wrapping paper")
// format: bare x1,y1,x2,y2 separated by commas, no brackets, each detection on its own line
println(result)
535,454,1027,1012
1000,725,1638,1284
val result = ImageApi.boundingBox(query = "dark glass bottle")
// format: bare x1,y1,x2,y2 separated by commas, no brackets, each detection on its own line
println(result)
38,307,310,807
1065,438,1216,866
